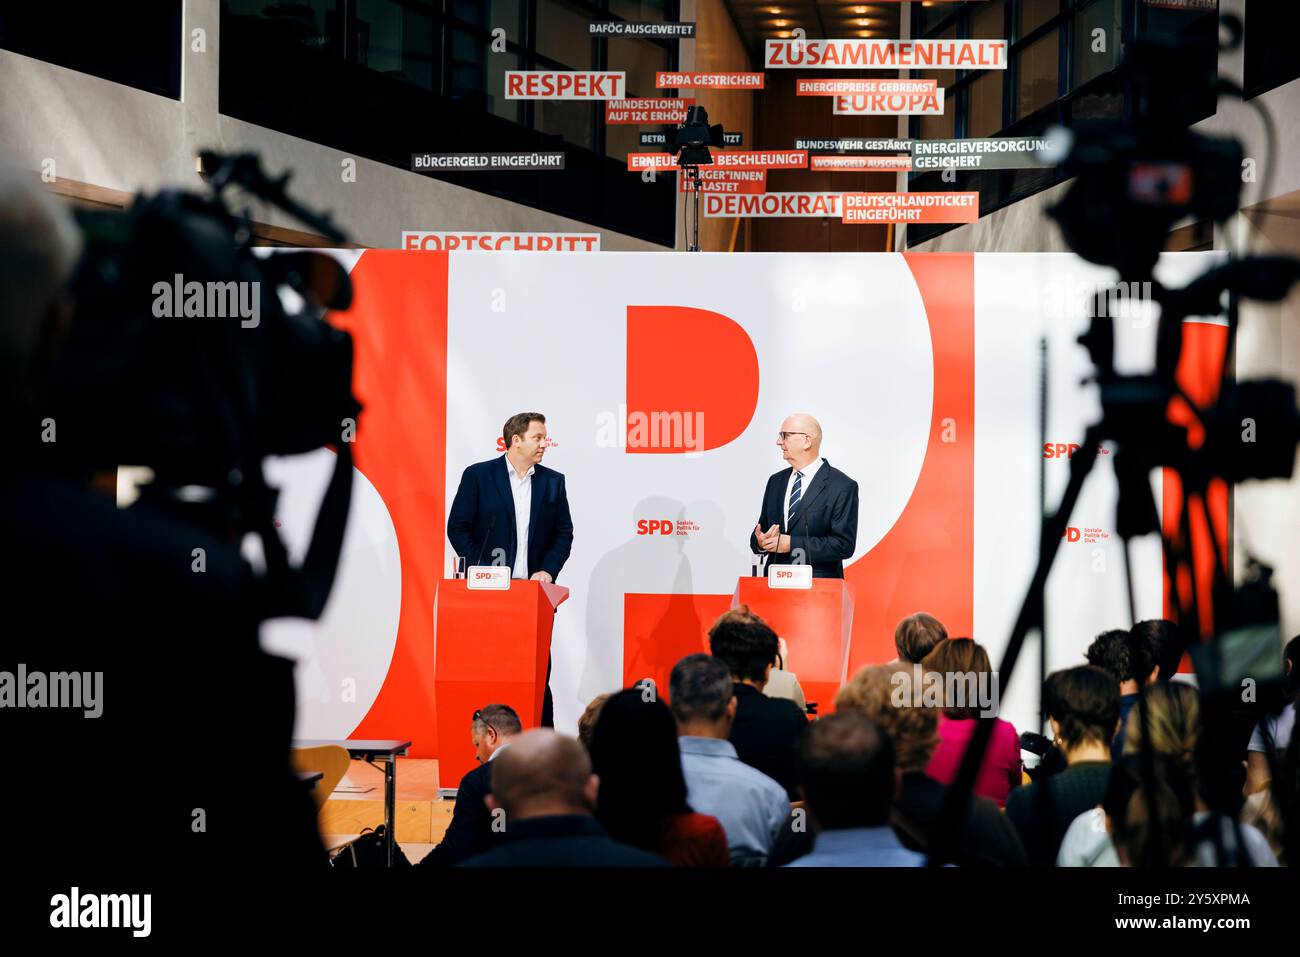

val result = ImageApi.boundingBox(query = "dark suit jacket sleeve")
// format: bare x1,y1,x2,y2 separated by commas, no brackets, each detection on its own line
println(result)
791,478,858,564
418,766,488,867
446,465,479,561
538,473,573,581
749,474,776,554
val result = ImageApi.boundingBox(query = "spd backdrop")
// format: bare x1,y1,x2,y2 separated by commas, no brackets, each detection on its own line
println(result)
255,250,1226,759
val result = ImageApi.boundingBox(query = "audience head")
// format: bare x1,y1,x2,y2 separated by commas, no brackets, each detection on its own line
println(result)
485,729,597,821
1085,629,1135,685
801,712,897,830
709,605,780,684
1044,665,1121,756
471,703,522,764
589,689,692,850
577,693,612,752
1131,619,1184,683
1122,680,1201,795
1086,628,1157,691
669,654,736,736
1284,634,1300,700
836,663,939,772
894,612,948,664
921,637,994,720
1103,753,1195,866
0,152,82,408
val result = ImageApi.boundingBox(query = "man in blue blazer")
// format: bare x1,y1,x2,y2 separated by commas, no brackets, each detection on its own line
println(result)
448,412,574,724
750,413,858,579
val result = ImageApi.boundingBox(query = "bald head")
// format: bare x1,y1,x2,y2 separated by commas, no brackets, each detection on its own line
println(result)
486,729,598,820
0,153,82,405
778,413,822,468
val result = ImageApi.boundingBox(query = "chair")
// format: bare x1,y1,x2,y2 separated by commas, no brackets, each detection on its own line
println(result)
290,744,350,814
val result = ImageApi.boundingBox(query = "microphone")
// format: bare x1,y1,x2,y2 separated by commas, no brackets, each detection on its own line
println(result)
474,513,497,568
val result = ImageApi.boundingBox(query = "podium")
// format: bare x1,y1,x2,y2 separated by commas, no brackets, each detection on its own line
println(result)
732,577,854,715
434,579,569,788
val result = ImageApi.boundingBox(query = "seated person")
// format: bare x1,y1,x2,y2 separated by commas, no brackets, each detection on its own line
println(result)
459,730,667,867
1244,634,1298,796
1006,666,1119,865
832,663,1028,867
419,704,521,867
1102,753,1197,866
671,653,789,866
708,605,809,799
1085,627,1160,759
1058,682,1279,867
922,638,1021,806
893,611,948,665
785,713,924,867
577,692,611,753
589,688,729,866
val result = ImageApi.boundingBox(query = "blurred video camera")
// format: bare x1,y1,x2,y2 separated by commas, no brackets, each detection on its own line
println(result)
47,151,361,621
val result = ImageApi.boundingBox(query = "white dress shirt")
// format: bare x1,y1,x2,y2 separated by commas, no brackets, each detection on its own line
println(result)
506,458,534,579
784,456,824,528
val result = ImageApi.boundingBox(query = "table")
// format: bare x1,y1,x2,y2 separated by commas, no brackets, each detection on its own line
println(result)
293,738,412,867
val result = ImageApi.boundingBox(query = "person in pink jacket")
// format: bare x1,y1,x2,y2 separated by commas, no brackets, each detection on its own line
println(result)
921,638,1022,807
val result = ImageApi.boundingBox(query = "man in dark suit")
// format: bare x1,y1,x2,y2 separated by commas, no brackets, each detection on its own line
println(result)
458,730,667,868
447,412,574,725
418,703,521,867
708,606,808,799
750,413,858,579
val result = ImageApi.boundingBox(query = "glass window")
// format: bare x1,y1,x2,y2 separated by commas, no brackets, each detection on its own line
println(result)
1016,29,1059,120
1139,3,1219,39
968,70,1004,137
972,0,1006,40
227,0,340,52
917,3,955,35
920,24,960,92
484,51,523,124
354,0,435,92
450,30,520,123
919,107,956,142
1244,0,1300,98
537,0,593,68
609,0,667,21
1073,0,1122,89
538,101,595,151
608,37,668,97
1020,0,1060,38
450,0,523,37
606,121,647,163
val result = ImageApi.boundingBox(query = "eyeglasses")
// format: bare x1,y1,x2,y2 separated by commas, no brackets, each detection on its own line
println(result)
472,709,496,734
777,432,810,442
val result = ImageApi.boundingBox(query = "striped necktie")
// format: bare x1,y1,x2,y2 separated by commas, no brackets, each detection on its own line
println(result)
787,470,803,523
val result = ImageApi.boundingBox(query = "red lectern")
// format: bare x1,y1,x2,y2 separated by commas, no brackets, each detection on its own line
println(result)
434,579,569,788
733,577,854,715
